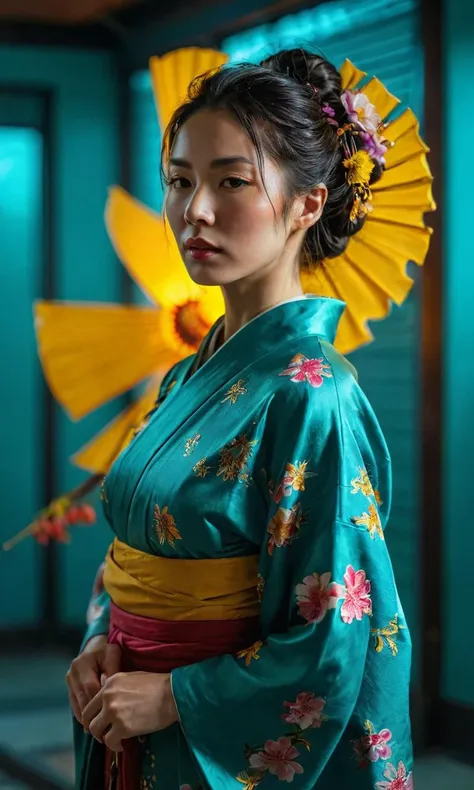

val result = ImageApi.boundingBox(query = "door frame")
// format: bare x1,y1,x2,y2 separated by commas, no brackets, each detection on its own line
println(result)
0,85,58,645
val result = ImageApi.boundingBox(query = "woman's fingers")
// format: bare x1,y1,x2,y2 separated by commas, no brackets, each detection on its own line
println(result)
67,686,83,724
88,710,111,743
101,644,122,680
103,724,124,753
81,689,104,731
66,656,101,717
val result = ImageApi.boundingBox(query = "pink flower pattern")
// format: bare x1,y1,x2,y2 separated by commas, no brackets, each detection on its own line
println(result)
375,761,414,790
341,565,372,624
280,354,332,388
249,737,304,782
353,723,392,766
296,572,345,624
282,692,326,730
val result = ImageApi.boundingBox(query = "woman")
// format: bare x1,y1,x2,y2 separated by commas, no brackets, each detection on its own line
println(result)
68,49,413,790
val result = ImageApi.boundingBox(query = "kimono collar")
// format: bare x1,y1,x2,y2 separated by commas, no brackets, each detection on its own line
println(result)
131,296,346,457
210,296,345,360
187,296,345,381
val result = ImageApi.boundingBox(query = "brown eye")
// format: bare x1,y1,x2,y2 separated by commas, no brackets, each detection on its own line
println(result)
221,177,250,189
168,177,191,189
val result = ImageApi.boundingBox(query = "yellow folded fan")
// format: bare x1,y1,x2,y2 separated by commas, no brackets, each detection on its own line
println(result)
301,60,435,352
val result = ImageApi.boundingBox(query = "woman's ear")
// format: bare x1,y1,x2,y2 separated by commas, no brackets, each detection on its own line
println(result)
292,184,328,231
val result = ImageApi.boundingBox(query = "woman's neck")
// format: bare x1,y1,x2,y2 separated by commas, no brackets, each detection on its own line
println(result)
221,271,303,342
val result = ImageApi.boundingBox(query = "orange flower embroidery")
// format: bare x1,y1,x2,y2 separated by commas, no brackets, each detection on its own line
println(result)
222,379,247,404
153,505,182,547
267,504,305,555
352,503,384,540
371,614,405,656
217,434,258,483
351,467,375,498
193,458,211,478
236,772,265,790
184,433,201,457
274,461,315,503
351,467,383,506
237,640,264,666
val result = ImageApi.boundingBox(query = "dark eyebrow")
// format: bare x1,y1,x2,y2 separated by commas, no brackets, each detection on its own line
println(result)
168,156,255,169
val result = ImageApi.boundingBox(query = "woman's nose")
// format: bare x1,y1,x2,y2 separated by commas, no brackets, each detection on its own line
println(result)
184,187,215,226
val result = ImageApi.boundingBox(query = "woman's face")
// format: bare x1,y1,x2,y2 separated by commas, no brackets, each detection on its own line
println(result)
165,109,299,287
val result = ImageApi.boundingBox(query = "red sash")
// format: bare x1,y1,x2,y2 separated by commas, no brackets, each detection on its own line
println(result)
105,603,260,789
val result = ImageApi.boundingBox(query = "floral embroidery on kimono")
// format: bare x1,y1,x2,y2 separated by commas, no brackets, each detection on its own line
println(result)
282,692,327,730
279,353,332,387
193,458,211,478
267,503,305,555
184,433,201,457
353,720,393,766
295,565,371,625
295,571,345,624
340,565,372,623
352,503,384,540
273,460,315,503
351,467,375,498
217,434,258,483
375,760,413,789
153,504,182,547
237,641,264,666
222,379,248,404
237,693,328,786
371,614,406,655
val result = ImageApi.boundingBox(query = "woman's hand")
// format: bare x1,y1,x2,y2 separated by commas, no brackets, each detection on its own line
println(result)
66,636,122,724
81,672,178,752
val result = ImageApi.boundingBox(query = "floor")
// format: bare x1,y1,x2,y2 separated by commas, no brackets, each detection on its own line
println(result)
0,652,473,789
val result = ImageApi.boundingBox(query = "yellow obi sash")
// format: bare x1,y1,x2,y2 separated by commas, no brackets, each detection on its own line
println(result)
103,538,260,621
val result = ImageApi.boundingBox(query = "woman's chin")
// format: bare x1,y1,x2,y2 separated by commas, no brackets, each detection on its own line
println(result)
184,260,232,288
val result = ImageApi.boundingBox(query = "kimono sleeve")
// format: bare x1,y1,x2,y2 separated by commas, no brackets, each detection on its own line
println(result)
81,562,110,649
171,370,391,788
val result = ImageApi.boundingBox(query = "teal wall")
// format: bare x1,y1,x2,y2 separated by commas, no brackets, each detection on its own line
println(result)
0,46,121,628
0,127,43,627
443,0,474,706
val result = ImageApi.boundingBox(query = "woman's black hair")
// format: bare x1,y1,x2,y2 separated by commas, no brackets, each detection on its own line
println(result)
162,48,383,270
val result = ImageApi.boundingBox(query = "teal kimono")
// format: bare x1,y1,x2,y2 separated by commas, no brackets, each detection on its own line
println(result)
80,296,413,790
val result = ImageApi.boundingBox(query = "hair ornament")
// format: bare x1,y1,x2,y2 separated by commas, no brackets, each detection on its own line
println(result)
315,82,391,223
